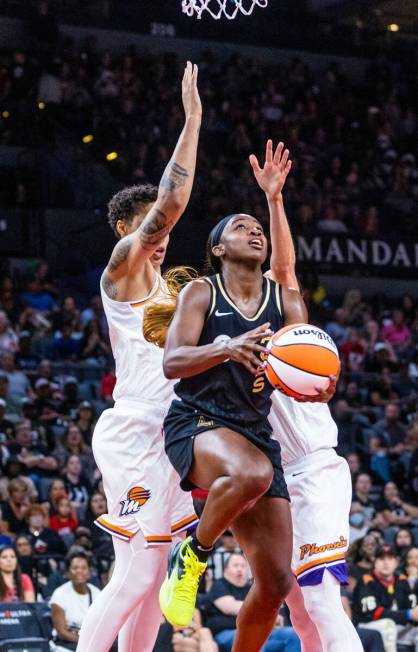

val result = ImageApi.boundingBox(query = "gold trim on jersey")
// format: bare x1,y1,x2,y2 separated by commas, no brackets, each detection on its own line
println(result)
275,282,283,316
204,277,217,320
215,273,270,322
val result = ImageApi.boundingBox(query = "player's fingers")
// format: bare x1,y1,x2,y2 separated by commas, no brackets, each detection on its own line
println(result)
247,343,268,354
265,139,273,163
273,141,284,165
285,160,292,175
280,148,290,170
251,322,271,334
249,154,261,174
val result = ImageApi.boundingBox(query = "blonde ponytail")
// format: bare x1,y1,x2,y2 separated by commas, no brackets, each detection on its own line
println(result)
143,266,199,348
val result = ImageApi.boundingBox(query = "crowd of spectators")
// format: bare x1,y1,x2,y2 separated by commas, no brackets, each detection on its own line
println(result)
1,7,418,236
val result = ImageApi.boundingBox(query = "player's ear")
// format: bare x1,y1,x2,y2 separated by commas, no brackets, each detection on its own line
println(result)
212,244,224,258
116,219,127,239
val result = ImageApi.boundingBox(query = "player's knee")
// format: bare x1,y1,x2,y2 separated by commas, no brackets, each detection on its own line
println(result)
234,460,273,500
259,566,294,605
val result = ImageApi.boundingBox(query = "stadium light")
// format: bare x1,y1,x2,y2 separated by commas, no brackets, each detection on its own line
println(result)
106,151,118,161
2,111,10,119
82,134,94,144
387,23,399,32
38,101,46,110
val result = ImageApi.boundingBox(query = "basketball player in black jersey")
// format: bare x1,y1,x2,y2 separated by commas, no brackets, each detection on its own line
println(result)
157,212,308,651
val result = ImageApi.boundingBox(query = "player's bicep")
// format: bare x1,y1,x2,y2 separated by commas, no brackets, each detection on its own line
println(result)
282,287,308,325
165,280,211,350
266,267,299,292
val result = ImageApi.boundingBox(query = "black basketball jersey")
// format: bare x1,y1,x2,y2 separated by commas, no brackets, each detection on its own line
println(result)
174,273,285,425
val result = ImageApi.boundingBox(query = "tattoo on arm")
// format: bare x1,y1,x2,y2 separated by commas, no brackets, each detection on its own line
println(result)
139,207,173,250
108,237,133,273
102,272,118,299
161,162,189,192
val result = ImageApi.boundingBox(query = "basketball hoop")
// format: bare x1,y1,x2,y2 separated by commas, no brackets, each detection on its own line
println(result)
182,0,268,20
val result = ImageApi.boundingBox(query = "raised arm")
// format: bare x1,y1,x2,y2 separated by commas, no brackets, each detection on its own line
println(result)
163,280,272,379
105,62,202,281
250,140,297,289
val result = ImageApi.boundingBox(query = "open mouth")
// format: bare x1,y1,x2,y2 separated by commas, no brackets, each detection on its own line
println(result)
152,247,165,258
248,237,263,250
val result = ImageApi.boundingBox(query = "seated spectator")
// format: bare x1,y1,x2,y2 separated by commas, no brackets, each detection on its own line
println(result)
206,553,301,651
50,551,100,650
15,533,36,577
80,295,108,339
369,403,406,483
75,401,95,446
404,547,418,591
79,319,110,364
349,474,384,542
42,478,68,517
1,477,32,537
0,372,20,422
0,545,35,603
62,454,91,513
52,296,81,333
324,307,349,347
380,309,412,354
54,325,82,361
15,331,41,375
0,457,39,502
0,351,32,402
58,377,81,421
21,275,56,314
209,530,241,583
394,527,415,560
53,423,95,476
0,309,18,352
154,611,218,652
348,534,377,591
24,504,67,558
50,495,78,538
0,397,15,442
80,493,112,559
353,545,418,650
8,418,58,478
376,481,418,527
100,367,116,403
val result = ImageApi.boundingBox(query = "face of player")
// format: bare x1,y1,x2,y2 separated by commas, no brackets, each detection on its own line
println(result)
374,555,398,580
216,215,267,267
121,204,169,269
224,554,249,587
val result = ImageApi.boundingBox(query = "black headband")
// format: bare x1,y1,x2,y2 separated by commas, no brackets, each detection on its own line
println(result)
209,214,236,249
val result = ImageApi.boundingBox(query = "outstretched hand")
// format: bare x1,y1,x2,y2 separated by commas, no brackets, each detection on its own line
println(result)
182,61,202,120
249,140,292,201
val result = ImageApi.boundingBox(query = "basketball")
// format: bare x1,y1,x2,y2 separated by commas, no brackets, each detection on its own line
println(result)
265,323,340,399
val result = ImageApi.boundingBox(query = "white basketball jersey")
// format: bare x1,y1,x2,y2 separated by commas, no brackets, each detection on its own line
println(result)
100,273,175,405
268,391,338,467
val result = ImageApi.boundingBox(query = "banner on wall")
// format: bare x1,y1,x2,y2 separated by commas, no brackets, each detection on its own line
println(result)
296,234,418,277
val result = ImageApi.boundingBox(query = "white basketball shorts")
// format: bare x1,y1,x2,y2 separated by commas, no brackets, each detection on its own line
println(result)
284,448,351,586
92,398,198,547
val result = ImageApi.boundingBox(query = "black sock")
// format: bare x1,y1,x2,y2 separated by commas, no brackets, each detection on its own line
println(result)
188,532,213,562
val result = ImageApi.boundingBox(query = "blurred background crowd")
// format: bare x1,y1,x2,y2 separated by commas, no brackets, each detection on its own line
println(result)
0,1,417,651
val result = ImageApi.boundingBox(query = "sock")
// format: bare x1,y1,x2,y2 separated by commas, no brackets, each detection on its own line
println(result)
188,532,213,562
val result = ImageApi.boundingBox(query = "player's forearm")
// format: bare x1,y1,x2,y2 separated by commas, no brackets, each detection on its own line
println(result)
156,115,201,219
163,341,228,379
268,194,298,288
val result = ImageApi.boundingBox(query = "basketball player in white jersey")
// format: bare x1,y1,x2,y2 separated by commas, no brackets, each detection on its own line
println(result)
250,140,364,651
77,62,201,652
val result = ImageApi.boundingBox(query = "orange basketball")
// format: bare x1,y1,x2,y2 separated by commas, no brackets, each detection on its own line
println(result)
265,323,340,399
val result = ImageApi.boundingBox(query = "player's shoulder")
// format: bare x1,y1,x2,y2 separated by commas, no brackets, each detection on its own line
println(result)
177,277,212,306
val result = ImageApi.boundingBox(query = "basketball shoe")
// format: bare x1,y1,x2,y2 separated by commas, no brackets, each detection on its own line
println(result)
159,536,207,627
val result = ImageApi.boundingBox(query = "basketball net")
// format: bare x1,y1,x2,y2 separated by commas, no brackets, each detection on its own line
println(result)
182,0,268,20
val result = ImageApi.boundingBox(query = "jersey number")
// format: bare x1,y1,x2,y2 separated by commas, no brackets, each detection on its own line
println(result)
252,337,270,394
361,596,377,612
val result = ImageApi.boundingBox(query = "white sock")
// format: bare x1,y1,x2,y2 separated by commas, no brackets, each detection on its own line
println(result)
301,571,363,652
286,577,323,652
77,533,167,652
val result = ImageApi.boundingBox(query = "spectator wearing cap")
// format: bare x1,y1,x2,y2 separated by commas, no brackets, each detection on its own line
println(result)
0,545,35,603
58,377,80,421
75,401,95,446
33,377,60,428
206,553,300,651
15,331,41,375
0,351,33,402
353,545,418,651
0,309,18,353
0,397,15,442
8,418,58,478
50,551,100,651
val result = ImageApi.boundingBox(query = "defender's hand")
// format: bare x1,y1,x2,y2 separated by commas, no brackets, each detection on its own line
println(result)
295,375,337,403
226,322,272,375
249,140,292,201
182,61,202,120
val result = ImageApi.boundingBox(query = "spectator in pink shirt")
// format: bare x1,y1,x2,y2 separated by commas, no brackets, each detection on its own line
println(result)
381,310,412,352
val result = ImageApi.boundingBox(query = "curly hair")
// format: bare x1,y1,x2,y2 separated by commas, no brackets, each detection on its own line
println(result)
107,184,158,237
